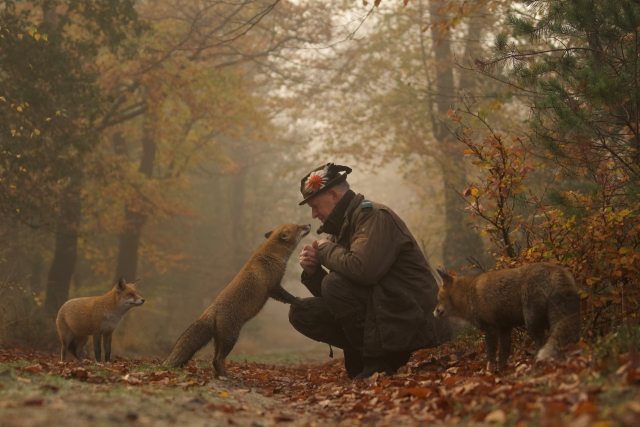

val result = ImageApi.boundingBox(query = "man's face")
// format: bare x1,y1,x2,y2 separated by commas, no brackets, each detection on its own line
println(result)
307,190,338,223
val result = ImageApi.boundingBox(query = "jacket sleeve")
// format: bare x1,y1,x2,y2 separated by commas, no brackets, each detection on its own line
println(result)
301,267,327,297
315,209,404,286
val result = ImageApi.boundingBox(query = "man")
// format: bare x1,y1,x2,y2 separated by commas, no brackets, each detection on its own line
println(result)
289,163,452,379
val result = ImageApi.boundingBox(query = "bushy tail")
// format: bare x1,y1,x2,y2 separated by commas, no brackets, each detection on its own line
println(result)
163,316,216,368
537,289,581,360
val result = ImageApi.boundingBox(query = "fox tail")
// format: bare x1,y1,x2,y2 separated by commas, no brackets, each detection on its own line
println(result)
163,315,216,368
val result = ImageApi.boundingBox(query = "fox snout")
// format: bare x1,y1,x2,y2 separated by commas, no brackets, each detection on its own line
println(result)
433,304,446,318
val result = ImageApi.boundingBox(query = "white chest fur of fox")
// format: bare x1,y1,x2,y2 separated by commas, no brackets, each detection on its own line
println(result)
56,278,145,362
433,263,581,371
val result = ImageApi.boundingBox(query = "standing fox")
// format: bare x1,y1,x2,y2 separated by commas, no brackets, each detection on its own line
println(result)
433,262,580,370
56,278,145,362
163,223,311,376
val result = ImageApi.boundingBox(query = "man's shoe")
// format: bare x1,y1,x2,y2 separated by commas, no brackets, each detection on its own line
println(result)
353,357,394,379
386,350,412,372
343,349,365,379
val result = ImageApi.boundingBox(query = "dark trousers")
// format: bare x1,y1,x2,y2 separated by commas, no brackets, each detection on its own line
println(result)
289,272,369,350
289,272,370,377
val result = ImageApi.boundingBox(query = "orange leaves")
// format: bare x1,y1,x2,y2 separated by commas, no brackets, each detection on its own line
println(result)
4,343,640,426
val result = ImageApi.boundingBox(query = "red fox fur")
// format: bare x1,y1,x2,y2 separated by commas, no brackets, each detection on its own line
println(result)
162,224,311,376
433,262,580,370
56,278,145,362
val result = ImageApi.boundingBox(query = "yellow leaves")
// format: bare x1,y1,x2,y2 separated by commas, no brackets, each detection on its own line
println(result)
17,34,23,40
16,105,22,112
0,96,5,102
462,186,480,197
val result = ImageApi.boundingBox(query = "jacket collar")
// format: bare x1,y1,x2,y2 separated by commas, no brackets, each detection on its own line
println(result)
317,190,355,235
335,193,364,242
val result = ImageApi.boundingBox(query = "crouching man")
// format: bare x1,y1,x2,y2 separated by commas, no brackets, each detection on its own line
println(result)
289,163,452,379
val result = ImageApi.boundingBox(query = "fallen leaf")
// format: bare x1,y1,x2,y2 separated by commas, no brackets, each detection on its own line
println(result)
485,409,506,423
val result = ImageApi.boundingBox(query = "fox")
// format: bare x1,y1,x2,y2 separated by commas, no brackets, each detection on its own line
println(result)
433,262,580,371
162,223,311,376
56,277,145,362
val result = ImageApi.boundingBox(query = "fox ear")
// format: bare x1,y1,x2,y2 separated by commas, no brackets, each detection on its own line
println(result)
437,269,453,283
264,230,273,239
116,277,126,291
131,278,141,287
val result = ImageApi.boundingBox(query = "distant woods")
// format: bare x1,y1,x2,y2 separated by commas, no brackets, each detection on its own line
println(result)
1,0,639,348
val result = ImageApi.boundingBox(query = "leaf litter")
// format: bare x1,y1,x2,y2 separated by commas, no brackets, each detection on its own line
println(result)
1,338,640,426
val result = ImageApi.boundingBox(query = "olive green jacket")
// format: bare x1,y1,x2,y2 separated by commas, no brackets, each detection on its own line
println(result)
303,193,452,357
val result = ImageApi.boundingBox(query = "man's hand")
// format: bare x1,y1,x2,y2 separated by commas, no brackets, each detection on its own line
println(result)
299,240,320,276
317,238,330,247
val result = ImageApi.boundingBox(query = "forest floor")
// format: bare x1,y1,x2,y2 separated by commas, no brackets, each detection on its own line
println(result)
1,333,640,427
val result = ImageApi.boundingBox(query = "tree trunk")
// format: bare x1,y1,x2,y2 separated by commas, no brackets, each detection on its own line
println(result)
44,184,81,316
114,124,156,282
429,0,484,270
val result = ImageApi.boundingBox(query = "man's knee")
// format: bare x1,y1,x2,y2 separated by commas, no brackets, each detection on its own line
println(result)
320,272,349,299
288,304,306,332
321,272,367,320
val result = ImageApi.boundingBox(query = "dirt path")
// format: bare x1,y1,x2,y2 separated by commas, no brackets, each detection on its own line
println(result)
0,364,328,427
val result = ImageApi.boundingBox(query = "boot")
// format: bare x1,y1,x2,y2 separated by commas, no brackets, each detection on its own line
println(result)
354,356,395,379
340,321,394,379
386,350,412,373
343,349,364,379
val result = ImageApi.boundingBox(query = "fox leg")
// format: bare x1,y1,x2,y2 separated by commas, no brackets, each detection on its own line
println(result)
270,285,306,307
103,333,113,362
93,334,102,362
213,324,241,377
60,330,72,361
484,328,499,372
498,328,512,366
60,334,73,362
75,336,89,360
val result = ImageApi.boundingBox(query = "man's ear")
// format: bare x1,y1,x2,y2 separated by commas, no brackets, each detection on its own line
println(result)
116,277,126,291
264,230,273,239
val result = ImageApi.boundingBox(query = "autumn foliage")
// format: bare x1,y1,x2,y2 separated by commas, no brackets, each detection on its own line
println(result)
449,101,640,337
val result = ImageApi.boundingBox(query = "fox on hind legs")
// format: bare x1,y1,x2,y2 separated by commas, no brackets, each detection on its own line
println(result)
163,223,312,377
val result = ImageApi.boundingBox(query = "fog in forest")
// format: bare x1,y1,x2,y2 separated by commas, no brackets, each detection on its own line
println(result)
0,0,511,361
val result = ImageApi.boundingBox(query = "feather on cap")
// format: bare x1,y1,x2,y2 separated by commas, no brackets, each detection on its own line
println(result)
299,163,352,205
